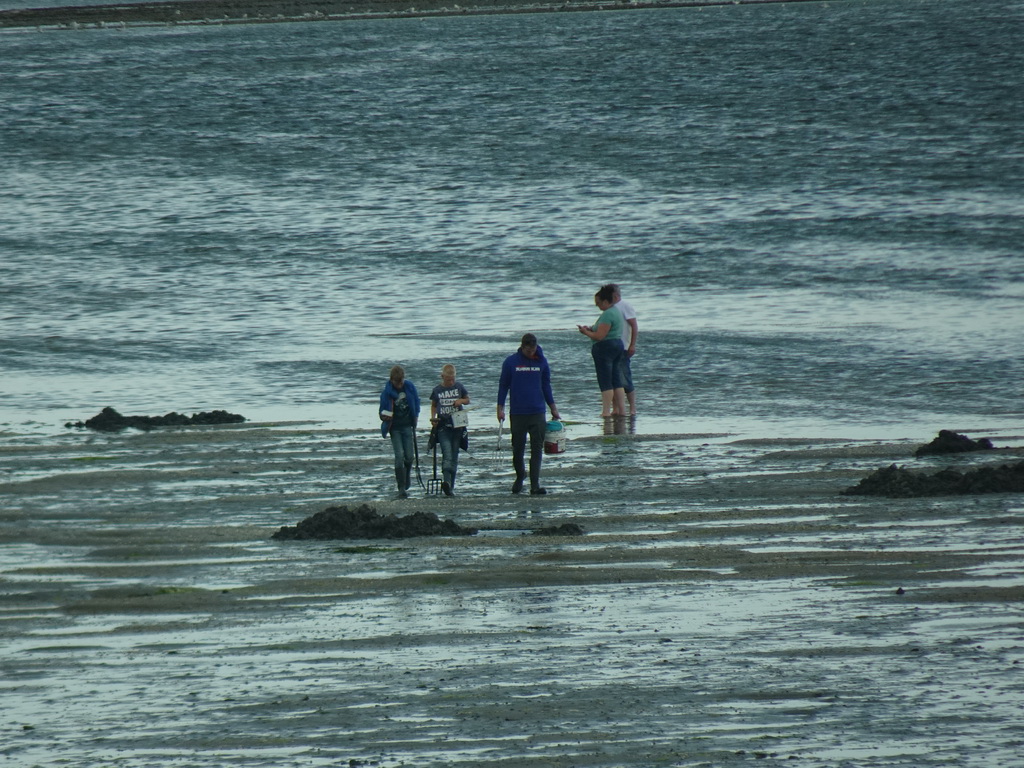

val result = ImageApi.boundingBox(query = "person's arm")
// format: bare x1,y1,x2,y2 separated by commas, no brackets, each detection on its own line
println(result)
497,360,511,422
626,317,638,357
450,384,470,410
379,387,393,437
408,382,421,427
579,310,613,341
578,321,611,341
542,362,560,421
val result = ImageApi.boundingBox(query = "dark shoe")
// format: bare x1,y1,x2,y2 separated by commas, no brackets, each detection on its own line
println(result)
397,489,409,499
511,477,525,494
530,486,547,496
441,481,453,497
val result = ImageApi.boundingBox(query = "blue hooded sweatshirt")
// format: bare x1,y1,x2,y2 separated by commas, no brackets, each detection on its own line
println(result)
379,379,420,437
497,345,555,416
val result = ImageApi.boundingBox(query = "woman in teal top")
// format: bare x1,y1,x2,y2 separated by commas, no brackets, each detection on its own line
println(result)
577,285,627,418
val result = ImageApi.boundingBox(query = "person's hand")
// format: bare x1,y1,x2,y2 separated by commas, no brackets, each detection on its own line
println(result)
497,405,505,422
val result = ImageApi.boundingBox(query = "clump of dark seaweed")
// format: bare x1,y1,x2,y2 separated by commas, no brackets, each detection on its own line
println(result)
66,406,245,432
914,429,995,457
843,461,1024,498
531,523,586,536
272,504,477,540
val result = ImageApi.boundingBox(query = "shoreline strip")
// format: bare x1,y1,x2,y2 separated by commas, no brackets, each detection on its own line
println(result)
1,0,831,31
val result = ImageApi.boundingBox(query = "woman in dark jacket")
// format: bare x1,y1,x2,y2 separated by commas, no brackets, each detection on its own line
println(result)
379,365,420,498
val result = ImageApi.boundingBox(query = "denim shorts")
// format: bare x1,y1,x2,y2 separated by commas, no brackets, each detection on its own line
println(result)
618,352,634,394
591,338,625,391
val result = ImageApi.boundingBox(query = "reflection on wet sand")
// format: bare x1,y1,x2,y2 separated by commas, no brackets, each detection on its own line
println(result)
603,415,637,436
1,422,1023,767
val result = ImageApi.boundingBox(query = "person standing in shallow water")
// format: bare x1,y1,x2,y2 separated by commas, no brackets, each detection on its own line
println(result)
578,285,626,418
497,333,561,495
379,365,420,499
605,282,638,416
430,363,470,497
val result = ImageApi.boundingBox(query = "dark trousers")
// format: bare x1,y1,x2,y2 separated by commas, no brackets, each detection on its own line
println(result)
510,413,546,489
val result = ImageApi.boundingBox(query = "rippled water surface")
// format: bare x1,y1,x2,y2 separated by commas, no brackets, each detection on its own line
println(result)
4,6,1024,766
4,5,1024,765
3,0,1022,439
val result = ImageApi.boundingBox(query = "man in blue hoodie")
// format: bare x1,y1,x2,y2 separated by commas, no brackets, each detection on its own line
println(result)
497,333,561,495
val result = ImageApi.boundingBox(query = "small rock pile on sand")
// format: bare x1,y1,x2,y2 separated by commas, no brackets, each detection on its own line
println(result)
843,460,1024,498
272,504,478,540
532,523,585,536
65,406,245,432
914,429,996,457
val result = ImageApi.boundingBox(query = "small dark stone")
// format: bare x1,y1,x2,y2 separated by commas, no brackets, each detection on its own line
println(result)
272,504,477,540
914,429,995,457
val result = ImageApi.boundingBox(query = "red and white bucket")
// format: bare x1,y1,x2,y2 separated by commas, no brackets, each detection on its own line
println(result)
544,420,566,454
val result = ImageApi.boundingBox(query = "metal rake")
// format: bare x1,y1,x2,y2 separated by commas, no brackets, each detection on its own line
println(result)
426,440,442,496
493,419,505,466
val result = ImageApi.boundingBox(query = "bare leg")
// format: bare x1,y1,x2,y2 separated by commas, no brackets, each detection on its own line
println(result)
612,387,626,416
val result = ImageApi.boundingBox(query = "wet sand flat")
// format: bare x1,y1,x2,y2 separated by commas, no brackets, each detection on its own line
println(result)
2,422,1023,766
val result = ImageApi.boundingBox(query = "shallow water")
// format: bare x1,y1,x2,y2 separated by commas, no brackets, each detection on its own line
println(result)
2,0,1023,440
3,0,1024,765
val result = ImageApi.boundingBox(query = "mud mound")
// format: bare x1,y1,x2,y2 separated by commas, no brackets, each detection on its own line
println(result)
915,430,995,457
843,461,1024,498
272,504,477,540
66,406,246,432
532,523,586,536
